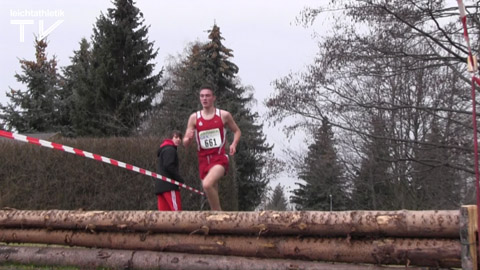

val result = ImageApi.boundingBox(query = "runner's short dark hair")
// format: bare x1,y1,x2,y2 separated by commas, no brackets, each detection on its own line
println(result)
199,85,215,95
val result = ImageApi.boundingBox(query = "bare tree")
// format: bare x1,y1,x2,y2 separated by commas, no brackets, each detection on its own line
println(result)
266,0,477,209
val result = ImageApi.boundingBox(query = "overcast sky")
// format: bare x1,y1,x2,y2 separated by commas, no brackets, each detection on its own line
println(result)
1,0,326,195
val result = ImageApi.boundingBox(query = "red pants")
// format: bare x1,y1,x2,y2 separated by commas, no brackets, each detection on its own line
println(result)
157,190,182,211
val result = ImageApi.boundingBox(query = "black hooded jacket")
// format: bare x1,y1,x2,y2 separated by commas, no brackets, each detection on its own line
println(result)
155,139,185,194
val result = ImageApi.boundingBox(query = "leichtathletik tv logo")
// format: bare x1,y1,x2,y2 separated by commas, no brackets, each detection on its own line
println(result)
10,8,64,42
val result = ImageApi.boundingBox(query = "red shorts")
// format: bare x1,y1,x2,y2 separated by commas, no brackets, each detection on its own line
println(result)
198,154,229,180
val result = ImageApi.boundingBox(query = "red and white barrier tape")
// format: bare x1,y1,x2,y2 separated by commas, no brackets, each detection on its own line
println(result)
0,129,205,196
457,0,480,260
457,0,476,68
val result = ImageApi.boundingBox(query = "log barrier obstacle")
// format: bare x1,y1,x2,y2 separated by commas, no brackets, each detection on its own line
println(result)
0,206,477,269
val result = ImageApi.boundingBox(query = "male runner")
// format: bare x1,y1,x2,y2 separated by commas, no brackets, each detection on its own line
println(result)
183,86,241,211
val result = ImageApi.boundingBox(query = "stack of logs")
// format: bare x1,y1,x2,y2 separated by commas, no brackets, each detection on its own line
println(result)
0,208,473,269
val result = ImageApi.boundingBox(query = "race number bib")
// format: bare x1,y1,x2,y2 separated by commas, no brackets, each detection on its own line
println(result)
199,129,221,149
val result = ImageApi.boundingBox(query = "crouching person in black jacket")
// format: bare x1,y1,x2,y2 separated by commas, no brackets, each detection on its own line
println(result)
156,130,184,211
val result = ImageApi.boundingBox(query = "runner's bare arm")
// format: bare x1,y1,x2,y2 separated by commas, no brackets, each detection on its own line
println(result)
223,111,241,155
183,113,196,147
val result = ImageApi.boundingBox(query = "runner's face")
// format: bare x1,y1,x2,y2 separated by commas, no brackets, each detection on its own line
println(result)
172,135,181,146
199,89,215,108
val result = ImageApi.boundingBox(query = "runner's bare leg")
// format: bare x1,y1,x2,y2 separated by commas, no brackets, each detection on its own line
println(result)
202,165,225,211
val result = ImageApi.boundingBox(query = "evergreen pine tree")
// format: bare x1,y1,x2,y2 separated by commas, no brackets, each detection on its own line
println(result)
266,184,289,211
201,25,272,211
146,43,207,134
291,118,349,210
0,38,64,133
83,0,162,136
145,25,272,210
62,38,92,137
351,115,394,210
411,120,461,209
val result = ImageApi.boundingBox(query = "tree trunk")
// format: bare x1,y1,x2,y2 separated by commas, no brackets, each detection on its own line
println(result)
0,228,461,267
0,245,425,270
0,209,460,237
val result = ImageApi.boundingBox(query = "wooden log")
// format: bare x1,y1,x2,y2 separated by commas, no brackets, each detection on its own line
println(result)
0,209,460,238
461,205,478,270
0,228,461,267
0,245,426,270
